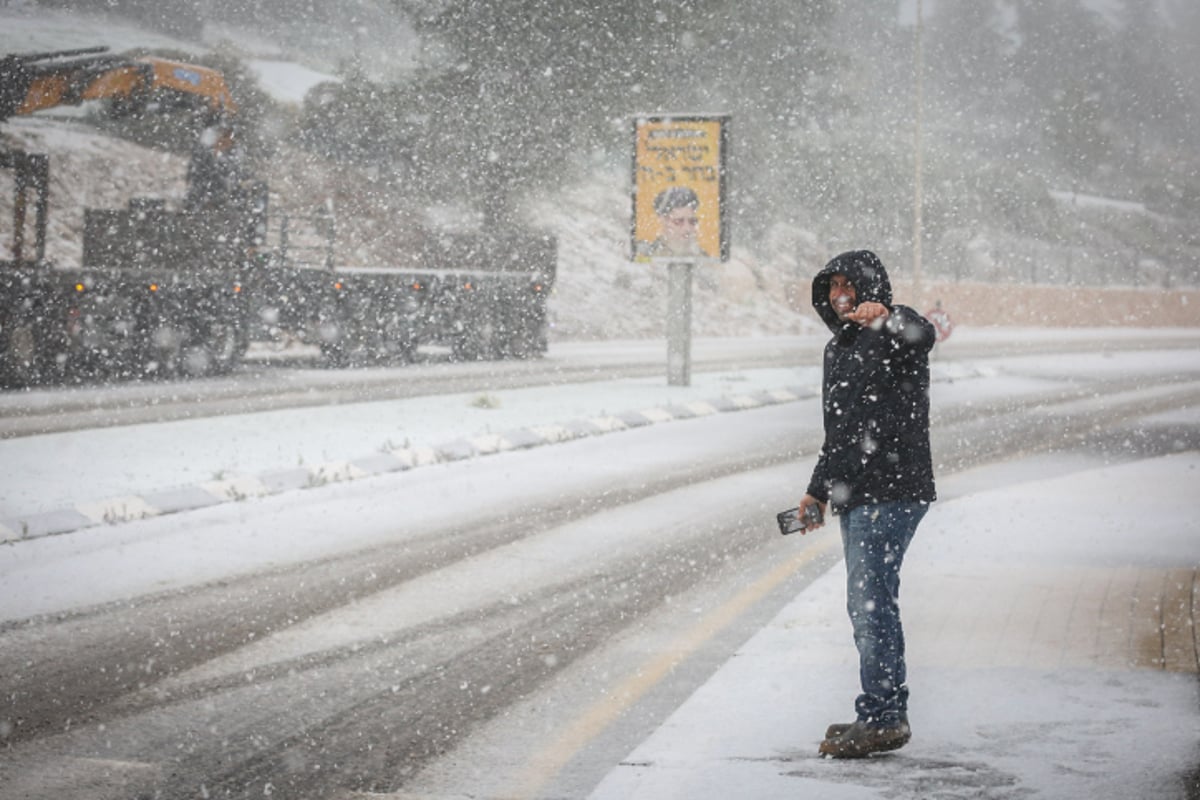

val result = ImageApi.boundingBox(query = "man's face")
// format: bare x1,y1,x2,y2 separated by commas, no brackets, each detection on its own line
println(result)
829,273,857,320
661,205,699,249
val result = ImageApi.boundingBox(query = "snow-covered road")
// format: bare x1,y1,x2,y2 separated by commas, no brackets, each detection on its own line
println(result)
0,331,1198,799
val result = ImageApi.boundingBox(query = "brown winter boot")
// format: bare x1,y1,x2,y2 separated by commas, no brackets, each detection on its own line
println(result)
825,722,854,740
819,719,911,758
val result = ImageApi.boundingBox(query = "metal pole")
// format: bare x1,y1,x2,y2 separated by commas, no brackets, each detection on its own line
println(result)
912,0,925,308
666,261,693,386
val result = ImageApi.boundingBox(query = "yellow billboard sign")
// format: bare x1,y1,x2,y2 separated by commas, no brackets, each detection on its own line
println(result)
631,114,729,262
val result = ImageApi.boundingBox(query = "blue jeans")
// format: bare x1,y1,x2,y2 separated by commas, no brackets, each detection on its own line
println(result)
839,500,928,726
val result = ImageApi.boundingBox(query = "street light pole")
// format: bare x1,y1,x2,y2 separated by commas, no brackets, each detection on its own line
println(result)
912,0,925,309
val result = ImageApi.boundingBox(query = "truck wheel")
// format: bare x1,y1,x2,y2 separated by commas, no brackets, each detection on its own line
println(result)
206,321,248,375
452,312,497,362
319,340,346,368
145,323,187,379
176,320,246,378
317,312,375,369
395,338,419,363
316,314,347,367
505,325,536,360
179,342,211,378
321,332,373,368
372,336,418,364
371,313,419,363
322,334,373,368
504,308,548,360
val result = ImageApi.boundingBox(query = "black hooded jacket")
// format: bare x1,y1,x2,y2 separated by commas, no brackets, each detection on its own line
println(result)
806,251,937,513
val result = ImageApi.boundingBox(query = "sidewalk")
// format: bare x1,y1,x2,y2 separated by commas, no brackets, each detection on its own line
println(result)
588,452,1200,800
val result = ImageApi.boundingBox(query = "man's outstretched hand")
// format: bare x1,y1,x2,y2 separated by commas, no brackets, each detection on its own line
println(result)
845,301,889,328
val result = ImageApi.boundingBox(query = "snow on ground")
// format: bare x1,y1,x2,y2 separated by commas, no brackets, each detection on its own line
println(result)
4,9,1198,797
0,347,1196,798
0,364,814,519
6,336,1197,527
588,451,1200,800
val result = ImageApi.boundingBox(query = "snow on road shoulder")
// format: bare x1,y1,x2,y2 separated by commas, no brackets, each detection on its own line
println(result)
0,366,816,522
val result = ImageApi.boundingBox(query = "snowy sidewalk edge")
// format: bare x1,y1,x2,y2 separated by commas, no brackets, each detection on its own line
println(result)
0,364,989,543
0,385,808,542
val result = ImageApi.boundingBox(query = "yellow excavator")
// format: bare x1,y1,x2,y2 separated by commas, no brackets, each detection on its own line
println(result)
0,45,235,121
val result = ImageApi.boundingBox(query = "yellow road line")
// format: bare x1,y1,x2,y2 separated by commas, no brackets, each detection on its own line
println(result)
507,535,839,799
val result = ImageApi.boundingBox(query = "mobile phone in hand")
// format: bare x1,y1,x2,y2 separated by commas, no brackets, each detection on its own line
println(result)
777,504,823,535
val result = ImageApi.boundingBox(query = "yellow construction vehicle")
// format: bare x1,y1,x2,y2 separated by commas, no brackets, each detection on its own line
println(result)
0,45,234,128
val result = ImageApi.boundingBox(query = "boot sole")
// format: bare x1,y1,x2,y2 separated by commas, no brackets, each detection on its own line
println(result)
824,721,908,740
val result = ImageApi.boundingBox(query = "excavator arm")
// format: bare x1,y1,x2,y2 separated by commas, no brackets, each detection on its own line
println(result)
0,46,235,123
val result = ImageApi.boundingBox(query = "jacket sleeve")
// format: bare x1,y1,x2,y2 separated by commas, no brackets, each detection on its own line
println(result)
881,304,936,357
806,342,833,503
806,447,830,502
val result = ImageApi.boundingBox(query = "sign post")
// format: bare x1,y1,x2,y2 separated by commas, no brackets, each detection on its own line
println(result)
631,114,729,386
666,261,693,385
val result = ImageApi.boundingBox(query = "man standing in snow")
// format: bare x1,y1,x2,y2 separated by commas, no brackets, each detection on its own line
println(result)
797,250,937,758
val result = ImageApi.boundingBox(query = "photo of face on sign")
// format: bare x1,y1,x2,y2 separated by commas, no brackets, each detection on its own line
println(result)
630,115,729,263
636,186,714,259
